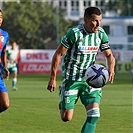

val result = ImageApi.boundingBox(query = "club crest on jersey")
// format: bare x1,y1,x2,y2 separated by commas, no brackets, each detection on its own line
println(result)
96,38,101,44
78,46,98,54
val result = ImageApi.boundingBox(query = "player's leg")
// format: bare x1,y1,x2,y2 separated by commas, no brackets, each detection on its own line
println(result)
12,72,17,89
0,77,10,113
59,80,79,122
12,66,18,90
80,84,102,133
0,92,10,113
81,102,100,133
60,109,74,122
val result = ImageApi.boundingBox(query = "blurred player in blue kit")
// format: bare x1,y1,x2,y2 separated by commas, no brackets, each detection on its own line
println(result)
7,39,19,90
47,7,115,133
0,9,10,113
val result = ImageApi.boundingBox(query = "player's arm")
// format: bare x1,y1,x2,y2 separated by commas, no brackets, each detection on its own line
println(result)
102,49,115,83
14,50,20,64
47,44,68,92
6,58,13,64
6,50,13,64
100,28,115,83
1,48,10,80
47,28,75,92
6,50,10,63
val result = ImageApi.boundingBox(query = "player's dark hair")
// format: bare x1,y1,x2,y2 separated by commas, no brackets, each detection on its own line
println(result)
0,9,2,13
9,39,16,45
84,7,101,18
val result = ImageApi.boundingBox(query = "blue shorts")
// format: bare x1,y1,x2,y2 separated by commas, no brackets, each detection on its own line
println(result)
0,77,8,92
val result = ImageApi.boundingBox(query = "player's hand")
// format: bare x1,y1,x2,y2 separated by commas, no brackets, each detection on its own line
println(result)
47,79,56,92
108,70,115,84
3,68,10,80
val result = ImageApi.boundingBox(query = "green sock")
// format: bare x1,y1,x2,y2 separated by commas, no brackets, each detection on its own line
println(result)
81,117,99,133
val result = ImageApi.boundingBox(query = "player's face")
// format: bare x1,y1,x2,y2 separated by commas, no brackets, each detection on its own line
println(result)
0,11,3,26
84,14,102,33
12,42,17,49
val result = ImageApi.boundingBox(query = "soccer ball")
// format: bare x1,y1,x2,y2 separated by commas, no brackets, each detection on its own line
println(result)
85,64,109,88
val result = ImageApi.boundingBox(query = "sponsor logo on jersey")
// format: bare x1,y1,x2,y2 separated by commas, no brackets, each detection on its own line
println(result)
78,46,98,54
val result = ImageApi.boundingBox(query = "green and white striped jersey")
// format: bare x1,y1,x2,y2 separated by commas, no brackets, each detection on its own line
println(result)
7,49,18,68
61,24,110,81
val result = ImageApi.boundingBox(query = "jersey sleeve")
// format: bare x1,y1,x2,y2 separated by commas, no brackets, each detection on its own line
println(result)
3,31,9,49
99,28,110,52
61,29,75,49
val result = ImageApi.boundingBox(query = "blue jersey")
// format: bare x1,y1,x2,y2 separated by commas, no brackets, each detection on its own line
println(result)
0,28,9,73
0,29,9,92
0,29,9,55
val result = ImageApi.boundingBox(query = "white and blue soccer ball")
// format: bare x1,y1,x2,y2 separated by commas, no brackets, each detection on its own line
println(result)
85,64,109,88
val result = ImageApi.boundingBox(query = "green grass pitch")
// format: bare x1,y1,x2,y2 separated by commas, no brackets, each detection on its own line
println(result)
0,73,132,133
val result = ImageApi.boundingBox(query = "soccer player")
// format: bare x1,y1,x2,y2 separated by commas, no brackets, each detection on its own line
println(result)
7,39,19,90
0,9,10,113
47,7,115,133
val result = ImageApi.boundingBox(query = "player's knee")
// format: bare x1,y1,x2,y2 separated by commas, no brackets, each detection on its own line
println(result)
61,113,73,122
5,102,10,109
0,103,9,113
60,109,73,122
87,107,100,117
87,107,100,124
4,99,10,109
3,101,10,111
